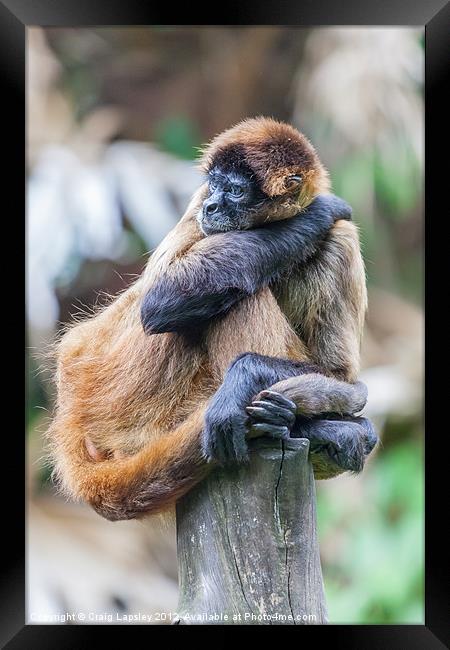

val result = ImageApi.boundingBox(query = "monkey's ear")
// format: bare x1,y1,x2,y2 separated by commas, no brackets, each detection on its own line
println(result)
284,175,302,192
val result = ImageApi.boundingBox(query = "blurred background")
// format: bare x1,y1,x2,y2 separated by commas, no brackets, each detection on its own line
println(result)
26,27,424,624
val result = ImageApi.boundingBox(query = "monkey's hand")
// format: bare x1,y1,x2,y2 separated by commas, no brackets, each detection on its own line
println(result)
202,393,252,465
314,193,352,223
245,390,297,441
203,391,298,465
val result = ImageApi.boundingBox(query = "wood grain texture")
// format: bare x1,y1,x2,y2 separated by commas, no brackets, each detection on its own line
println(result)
175,437,327,625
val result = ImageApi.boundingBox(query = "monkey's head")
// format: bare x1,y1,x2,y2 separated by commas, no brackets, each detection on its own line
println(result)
197,117,330,235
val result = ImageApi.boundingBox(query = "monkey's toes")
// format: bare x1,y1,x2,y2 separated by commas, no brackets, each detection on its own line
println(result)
299,418,368,474
257,390,297,410
317,441,364,473
359,417,378,455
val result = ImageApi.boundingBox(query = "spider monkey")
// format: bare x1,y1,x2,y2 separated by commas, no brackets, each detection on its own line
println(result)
47,118,377,522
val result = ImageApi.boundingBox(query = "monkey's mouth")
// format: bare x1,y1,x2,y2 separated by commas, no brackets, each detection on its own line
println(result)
198,215,241,236
196,208,253,236
200,222,234,236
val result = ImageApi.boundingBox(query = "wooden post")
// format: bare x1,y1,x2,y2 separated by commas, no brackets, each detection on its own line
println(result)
174,437,328,625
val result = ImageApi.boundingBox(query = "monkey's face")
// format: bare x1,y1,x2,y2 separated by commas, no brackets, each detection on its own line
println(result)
198,167,269,235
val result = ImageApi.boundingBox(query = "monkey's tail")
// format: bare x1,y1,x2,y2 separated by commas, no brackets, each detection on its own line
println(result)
48,408,210,521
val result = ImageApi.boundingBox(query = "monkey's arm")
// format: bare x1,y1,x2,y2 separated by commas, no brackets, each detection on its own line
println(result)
202,219,376,473
141,194,351,334
290,219,367,383
264,219,374,477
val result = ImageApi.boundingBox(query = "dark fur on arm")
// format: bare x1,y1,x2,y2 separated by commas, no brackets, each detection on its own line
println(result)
141,194,352,334
202,352,377,474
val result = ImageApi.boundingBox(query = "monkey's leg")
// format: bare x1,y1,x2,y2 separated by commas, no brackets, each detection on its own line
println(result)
49,406,212,522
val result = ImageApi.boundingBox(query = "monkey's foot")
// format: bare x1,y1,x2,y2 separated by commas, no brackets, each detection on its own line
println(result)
296,416,378,476
246,390,296,440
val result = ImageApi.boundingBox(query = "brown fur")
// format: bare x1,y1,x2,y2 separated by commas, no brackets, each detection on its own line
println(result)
46,118,367,521
200,117,330,203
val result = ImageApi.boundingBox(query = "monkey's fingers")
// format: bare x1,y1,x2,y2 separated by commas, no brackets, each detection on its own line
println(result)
246,401,295,427
247,423,290,441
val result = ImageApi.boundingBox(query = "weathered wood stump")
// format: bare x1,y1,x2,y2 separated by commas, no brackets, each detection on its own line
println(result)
175,437,328,625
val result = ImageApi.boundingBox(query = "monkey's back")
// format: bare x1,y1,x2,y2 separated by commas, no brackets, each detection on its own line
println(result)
51,281,214,459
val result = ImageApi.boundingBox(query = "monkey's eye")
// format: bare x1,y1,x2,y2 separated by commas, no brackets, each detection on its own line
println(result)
229,184,244,198
285,175,302,191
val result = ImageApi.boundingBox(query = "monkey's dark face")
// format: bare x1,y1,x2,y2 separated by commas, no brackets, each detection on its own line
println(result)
198,167,269,235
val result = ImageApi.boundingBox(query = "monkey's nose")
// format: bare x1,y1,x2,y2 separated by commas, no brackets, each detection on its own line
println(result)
205,201,218,215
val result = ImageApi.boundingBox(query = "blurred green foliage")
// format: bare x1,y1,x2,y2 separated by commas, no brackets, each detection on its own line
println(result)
331,137,423,305
317,435,424,623
154,115,202,160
